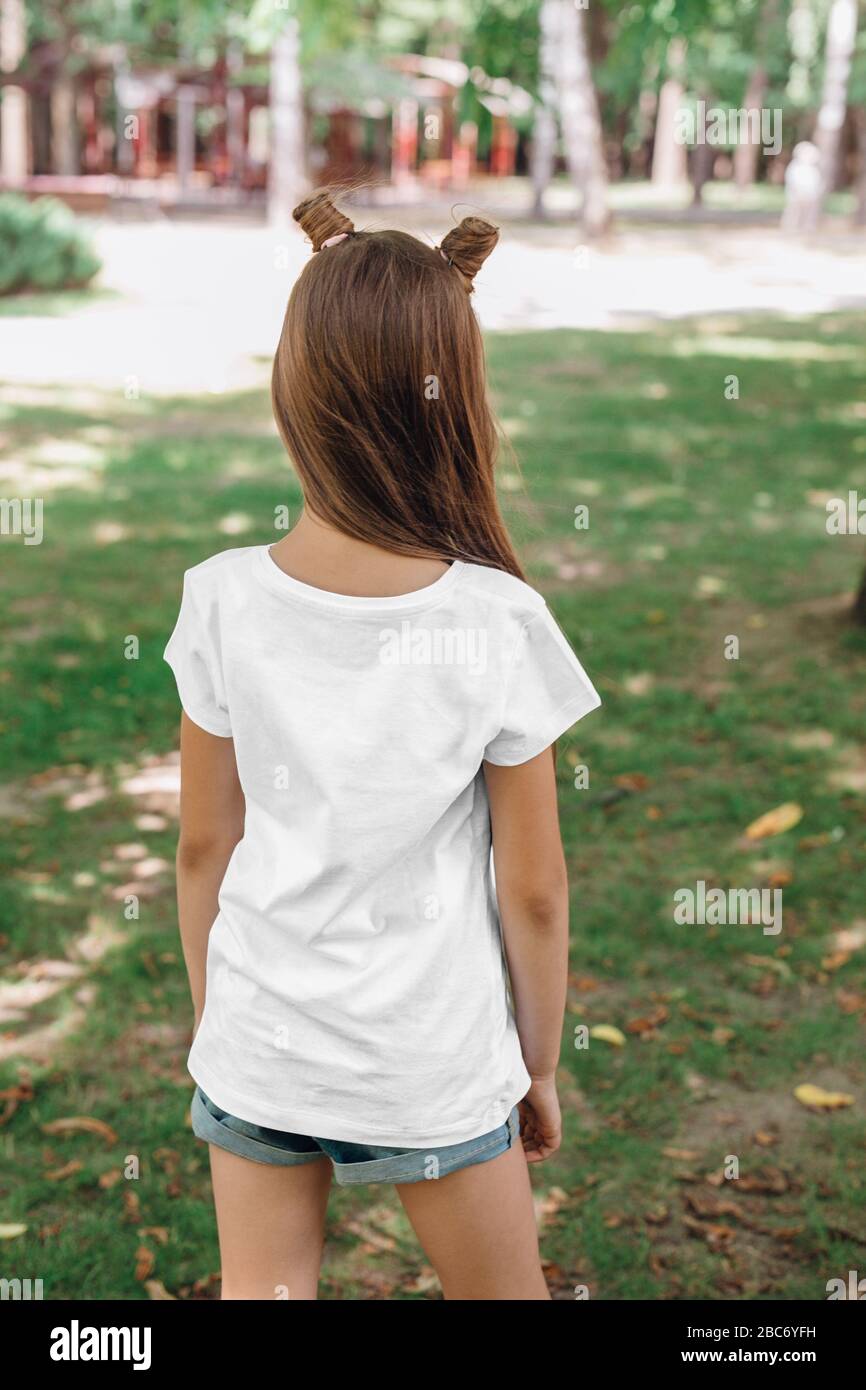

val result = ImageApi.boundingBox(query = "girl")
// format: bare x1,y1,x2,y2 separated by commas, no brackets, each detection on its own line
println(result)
164,190,601,1302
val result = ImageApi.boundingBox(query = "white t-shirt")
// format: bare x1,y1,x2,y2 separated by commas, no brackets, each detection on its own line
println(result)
164,544,601,1147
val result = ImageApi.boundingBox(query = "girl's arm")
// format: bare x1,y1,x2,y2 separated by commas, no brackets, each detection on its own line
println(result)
176,713,245,1032
483,748,569,1161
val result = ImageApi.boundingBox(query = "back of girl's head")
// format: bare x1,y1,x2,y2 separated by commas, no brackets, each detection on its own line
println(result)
270,188,524,578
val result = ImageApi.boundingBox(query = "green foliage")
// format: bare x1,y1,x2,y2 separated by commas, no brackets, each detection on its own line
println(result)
0,195,101,296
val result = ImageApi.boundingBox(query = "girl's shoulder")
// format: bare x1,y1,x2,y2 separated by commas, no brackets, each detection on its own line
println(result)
458,561,549,621
175,545,261,599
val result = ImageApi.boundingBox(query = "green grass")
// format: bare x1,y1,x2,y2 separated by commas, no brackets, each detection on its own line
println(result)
1,311,865,1299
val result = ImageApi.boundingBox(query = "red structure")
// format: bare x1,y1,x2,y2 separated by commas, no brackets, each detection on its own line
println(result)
1,43,532,209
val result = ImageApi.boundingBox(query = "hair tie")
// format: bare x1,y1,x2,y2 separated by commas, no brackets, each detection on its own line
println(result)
320,232,350,250
438,248,453,267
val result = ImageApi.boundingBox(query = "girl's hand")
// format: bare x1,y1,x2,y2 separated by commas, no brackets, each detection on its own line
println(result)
518,1075,562,1162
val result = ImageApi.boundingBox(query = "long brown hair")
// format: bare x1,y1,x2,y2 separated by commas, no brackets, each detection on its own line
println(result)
271,189,525,580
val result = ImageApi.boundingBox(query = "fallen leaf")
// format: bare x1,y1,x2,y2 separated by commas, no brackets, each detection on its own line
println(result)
41,1116,118,1145
144,1279,176,1300
45,1160,83,1182
821,950,851,972
135,1246,155,1281
744,954,792,978
589,1024,626,1047
737,1168,789,1195
793,1084,854,1111
123,1191,141,1222
138,1226,169,1245
837,989,866,1015
683,1215,735,1248
753,1131,779,1148
745,803,803,840
0,1223,27,1240
344,1220,396,1254
614,773,649,792
662,1147,700,1161
686,1193,742,1221
626,1005,669,1035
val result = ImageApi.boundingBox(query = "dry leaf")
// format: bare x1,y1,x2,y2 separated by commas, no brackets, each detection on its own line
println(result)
744,803,803,840
45,1160,83,1182
144,1279,176,1300
123,1191,141,1222
589,1024,626,1047
626,1005,669,1035
41,1116,118,1145
135,1246,155,1281
793,1084,854,1111
686,1193,742,1221
567,973,600,992
821,950,851,972
614,773,650,792
0,1223,27,1240
753,1131,779,1148
139,1226,169,1245
683,1215,735,1248
737,1168,789,1195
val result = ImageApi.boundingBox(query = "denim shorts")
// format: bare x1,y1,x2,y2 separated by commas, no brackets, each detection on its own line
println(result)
190,1084,520,1186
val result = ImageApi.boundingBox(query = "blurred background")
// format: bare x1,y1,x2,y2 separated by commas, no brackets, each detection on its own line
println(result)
0,0,865,1302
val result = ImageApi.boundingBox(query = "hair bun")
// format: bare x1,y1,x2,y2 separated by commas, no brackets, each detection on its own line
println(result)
293,189,355,252
439,216,499,290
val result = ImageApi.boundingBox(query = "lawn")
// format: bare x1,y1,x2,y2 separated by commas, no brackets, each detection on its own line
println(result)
1,309,865,1299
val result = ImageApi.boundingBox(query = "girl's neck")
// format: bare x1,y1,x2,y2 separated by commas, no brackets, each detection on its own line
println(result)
269,508,451,599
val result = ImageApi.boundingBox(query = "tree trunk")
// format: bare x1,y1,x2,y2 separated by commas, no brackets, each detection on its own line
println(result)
733,65,768,189
226,40,245,186
0,0,28,186
852,102,866,225
268,18,307,226
176,86,195,193
812,0,858,206
555,0,609,236
691,107,715,207
50,71,78,175
734,0,780,191
531,0,559,217
651,38,688,190
853,560,866,625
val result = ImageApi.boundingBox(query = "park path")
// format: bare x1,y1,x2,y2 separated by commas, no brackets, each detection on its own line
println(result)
0,203,864,399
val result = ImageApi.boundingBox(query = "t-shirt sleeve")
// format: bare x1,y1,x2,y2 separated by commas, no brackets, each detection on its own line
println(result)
483,604,600,766
163,570,232,738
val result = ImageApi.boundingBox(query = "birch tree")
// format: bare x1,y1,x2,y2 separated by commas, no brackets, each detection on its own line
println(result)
555,0,609,235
